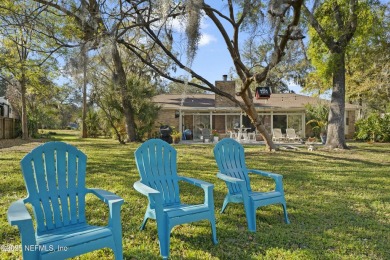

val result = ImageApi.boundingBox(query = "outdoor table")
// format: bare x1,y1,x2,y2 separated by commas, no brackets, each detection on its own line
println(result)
234,128,251,142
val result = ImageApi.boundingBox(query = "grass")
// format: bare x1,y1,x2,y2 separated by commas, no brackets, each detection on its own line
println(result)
0,130,389,259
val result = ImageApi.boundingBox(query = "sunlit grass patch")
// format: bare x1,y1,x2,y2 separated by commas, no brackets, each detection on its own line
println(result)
1,132,389,259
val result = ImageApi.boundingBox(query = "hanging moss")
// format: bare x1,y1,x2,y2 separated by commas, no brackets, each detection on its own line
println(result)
185,0,202,66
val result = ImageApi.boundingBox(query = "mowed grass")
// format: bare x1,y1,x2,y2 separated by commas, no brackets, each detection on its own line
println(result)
0,130,389,259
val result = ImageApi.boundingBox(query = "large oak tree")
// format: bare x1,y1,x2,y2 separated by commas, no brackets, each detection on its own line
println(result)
302,0,358,149
120,0,304,151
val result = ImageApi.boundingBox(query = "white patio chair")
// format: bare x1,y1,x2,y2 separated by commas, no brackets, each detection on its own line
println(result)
228,131,237,139
272,128,285,142
286,128,300,142
247,132,256,142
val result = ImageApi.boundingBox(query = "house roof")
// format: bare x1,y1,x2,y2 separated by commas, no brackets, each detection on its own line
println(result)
153,93,360,111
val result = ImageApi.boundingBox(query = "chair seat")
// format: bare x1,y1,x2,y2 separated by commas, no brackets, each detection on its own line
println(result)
36,224,113,254
249,191,282,201
227,191,282,202
164,204,211,218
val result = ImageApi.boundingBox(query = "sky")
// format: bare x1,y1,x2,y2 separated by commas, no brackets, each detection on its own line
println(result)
173,6,304,94
169,8,234,84
189,0,390,95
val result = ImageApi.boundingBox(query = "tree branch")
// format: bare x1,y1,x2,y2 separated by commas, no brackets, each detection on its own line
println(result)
203,3,251,82
302,4,337,51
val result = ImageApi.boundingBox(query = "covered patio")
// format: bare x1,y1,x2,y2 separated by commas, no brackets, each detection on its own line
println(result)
152,79,359,142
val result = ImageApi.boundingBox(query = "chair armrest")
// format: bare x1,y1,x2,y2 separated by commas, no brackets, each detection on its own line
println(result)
179,176,215,207
248,169,284,192
249,169,282,180
217,172,245,184
7,199,33,226
133,181,160,196
88,189,124,229
7,199,37,254
133,181,163,213
217,172,249,197
179,176,213,189
88,188,124,206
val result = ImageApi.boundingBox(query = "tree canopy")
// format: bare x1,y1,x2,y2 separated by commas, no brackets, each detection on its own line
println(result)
0,0,388,147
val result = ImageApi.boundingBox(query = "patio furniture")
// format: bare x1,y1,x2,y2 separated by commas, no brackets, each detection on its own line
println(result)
234,127,251,142
213,138,290,232
247,131,256,142
7,141,124,259
228,130,237,139
201,128,211,143
159,125,173,144
134,139,218,259
286,128,300,142
272,128,285,142
236,131,247,142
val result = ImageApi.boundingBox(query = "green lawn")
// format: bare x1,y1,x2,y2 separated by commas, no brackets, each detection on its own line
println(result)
1,131,389,259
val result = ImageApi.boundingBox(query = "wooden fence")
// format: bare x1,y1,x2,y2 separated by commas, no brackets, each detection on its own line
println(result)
0,117,18,139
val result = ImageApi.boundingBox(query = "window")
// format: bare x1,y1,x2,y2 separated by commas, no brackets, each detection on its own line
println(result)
287,115,303,134
193,114,210,140
273,115,287,133
226,115,240,130
0,104,4,117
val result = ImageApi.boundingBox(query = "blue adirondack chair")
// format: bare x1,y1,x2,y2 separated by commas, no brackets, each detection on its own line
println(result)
134,139,218,259
7,141,124,259
213,138,290,232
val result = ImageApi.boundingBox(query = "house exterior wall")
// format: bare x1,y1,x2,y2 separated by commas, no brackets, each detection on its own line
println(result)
215,80,237,107
153,91,359,141
155,109,179,132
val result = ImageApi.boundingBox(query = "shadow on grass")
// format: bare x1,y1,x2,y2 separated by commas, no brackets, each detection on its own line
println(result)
2,132,389,259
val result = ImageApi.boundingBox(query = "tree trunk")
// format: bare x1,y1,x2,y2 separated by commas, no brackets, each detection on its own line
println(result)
325,52,348,149
81,43,88,138
110,39,137,142
20,72,28,140
241,93,277,151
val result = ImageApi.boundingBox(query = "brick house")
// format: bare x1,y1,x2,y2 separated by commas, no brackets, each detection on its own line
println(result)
0,97,19,139
152,79,360,140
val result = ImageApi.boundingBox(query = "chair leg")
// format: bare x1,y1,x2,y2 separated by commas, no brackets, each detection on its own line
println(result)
156,215,170,260
220,197,229,213
210,217,218,244
113,244,123,260
140,215,148,230
243,202,256,232
157,226,170,260
282,203,290,224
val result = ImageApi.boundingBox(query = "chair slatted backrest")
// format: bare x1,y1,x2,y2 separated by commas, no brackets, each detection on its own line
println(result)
20,142,87,235
213,138,251,194
135,139,181,207
273,128,283,138
286,128,297,138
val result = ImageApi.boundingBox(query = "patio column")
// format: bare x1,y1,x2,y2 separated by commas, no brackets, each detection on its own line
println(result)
210,111,212,129
179,110,183,134
301,113,305,137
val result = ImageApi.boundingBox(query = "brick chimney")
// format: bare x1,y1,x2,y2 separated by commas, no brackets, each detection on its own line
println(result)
215,75,237,107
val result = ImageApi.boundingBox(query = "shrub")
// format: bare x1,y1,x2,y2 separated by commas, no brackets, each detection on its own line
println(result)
305,103,329,137
85,109,101,137
355,113,390,142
